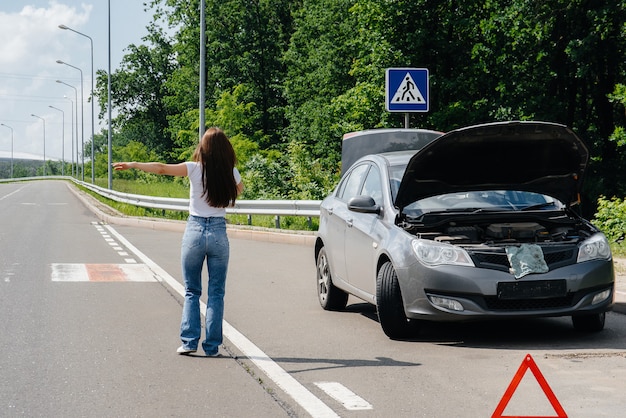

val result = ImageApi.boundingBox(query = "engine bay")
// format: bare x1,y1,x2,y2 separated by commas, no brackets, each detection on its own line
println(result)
400,213,593,247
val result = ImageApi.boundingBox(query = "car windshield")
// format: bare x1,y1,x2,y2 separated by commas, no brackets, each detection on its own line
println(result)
388,164,564,215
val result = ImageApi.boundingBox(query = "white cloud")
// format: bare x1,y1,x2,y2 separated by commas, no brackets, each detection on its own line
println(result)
0,2,91,71
0,1,151,163
0,2,92,159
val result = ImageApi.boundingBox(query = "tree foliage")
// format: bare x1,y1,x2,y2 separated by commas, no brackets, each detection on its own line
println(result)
93,0,626,211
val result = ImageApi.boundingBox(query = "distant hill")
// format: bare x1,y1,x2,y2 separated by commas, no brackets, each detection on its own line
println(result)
0,157,46,178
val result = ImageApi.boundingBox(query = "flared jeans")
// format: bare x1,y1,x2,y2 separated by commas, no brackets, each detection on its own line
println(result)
179,215,229,355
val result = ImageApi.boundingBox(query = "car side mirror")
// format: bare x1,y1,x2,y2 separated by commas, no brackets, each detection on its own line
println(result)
348,196,381,215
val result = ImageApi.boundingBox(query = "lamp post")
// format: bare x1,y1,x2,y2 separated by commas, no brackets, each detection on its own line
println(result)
31,114,46,176
63,96,75,177
57,80,79,179
199,0,206,140
49,105,65,176
0,123,13,178
56,60,84,181
59,24,95,184
107,0,113,189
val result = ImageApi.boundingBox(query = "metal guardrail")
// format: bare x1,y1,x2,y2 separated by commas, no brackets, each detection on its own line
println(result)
1,176,322,228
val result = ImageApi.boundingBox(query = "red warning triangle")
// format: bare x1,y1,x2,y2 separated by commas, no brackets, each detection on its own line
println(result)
492,354,568,418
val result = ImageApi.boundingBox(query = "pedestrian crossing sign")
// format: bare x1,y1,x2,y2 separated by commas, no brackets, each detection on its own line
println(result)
386,68,429,112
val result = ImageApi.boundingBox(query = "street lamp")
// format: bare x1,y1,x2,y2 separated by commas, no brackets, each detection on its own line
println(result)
0,123,14,178
200,0,206,141
59,24,95,184
63,96,75,177
31,114,46,176
107,0,112,189
49,105,65,176
57,80,80,179
56,60,84,181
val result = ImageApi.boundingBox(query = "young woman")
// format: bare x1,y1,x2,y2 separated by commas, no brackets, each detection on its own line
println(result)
113,127,243,357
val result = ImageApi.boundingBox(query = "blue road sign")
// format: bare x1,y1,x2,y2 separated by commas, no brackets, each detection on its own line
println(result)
386,68,429,112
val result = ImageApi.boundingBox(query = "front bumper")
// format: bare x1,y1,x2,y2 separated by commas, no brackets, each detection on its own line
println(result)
397,259,615,321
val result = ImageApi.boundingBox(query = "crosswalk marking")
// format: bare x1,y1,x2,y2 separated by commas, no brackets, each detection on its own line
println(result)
51,263,157,282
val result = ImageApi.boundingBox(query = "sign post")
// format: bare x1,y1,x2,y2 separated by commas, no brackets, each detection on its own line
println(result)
385,68,429,128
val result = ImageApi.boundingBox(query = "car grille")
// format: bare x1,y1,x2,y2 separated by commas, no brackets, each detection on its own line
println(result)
469,246,576,272
484,294,576,310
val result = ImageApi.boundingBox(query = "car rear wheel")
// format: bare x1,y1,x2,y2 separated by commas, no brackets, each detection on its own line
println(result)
376,261,418,339
316,246,348,310
572,312,606,332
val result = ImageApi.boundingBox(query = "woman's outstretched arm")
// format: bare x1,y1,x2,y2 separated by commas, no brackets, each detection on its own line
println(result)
112,162,188,177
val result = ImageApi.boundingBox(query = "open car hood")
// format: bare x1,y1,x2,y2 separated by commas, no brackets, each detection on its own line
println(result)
395,121,589,211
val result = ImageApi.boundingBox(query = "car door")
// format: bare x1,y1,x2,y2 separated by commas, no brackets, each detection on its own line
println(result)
322,163,370,284
344,164,383,299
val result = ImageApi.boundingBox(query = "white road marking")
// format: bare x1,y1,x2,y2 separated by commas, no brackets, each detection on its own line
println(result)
0,187,24,201
51,263,157,282
92,223,139,265
103,224,341,418
314,382,373,410
51,263,88,281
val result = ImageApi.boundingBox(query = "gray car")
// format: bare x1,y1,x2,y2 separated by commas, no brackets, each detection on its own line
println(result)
315,121,615,339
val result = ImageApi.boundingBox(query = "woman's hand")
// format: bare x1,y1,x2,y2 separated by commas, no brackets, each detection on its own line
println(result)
112,162,133,171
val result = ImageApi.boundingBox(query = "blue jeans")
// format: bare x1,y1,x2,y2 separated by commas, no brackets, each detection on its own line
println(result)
179,215,229,355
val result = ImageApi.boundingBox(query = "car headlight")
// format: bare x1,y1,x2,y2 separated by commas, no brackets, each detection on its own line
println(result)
411,240,475,267
577,233,611,263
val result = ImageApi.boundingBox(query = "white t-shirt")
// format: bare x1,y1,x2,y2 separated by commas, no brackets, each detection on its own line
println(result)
185,161,241,217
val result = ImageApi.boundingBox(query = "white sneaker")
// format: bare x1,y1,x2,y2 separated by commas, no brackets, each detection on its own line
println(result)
177,346,197,355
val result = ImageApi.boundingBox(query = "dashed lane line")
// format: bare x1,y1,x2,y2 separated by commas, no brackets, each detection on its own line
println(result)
314,382,373,411
93,221,137,264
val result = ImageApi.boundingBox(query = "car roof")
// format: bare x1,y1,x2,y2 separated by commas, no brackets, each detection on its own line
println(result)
377,150,418,166
341,129,442,174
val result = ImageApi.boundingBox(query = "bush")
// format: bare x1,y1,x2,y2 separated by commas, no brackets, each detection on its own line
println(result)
592,196,626,242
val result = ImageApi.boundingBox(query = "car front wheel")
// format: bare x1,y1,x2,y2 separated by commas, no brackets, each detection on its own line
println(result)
316,246,348,310
572,312,606,332
376,261,418,339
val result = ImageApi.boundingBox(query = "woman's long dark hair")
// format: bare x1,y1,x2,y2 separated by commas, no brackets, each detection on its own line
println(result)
192,127,238,208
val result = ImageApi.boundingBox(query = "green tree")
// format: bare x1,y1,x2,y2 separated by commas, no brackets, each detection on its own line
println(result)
150,0,295,147
95,26,177,159
98,0,626,206
283,0,358,174
473,0,626,213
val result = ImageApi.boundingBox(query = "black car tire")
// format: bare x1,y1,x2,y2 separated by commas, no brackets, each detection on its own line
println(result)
316,246,348,311
376,261,418,339
572,312,606,332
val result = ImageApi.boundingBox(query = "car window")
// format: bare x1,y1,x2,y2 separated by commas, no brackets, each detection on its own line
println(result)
361,165,382,205
388,164,407,202
335,172,350,198
338,164,369,202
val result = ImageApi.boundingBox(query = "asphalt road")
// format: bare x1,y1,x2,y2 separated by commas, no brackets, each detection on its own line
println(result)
1,180,626,418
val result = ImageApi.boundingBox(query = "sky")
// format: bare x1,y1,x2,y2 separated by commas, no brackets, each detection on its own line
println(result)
0,1,157,162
